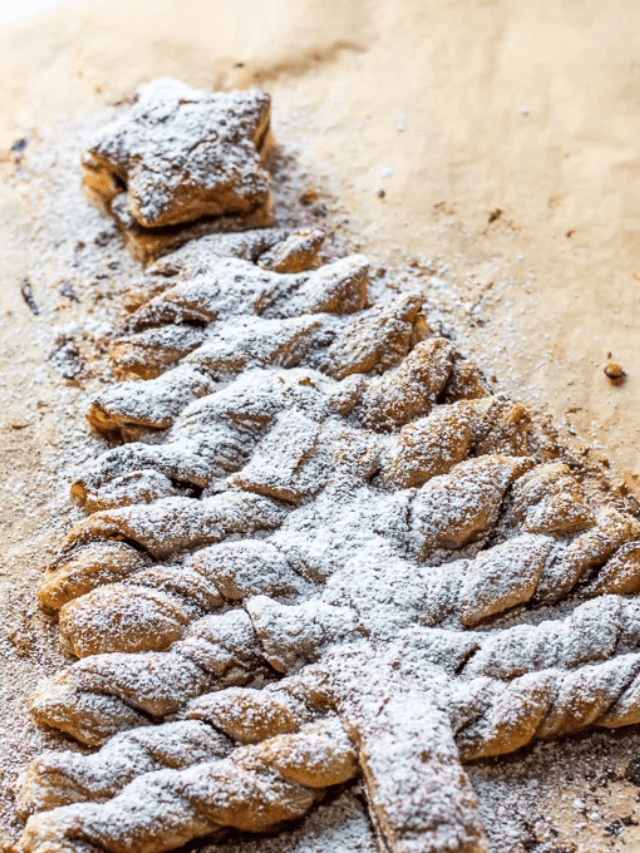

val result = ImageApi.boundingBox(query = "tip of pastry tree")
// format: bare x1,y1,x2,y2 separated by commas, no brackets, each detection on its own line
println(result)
81,79,275,262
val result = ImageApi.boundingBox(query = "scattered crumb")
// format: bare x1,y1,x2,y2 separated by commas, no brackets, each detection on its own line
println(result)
604,363,626,384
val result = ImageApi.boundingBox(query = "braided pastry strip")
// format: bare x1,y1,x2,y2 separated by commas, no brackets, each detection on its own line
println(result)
453,595,640,679
118,312,330,389
20,719,356,853
387,595,640,682
72,352,512,514
62,490,287,560
20,646,640,851
75,401,360,514
407,510,640,629
76,363,360,500
38,540,152,612
68,566,640,719
119,227,291,312
87,289,430,434
16,720,234,818
148,451,527,562
46,436,639,660
44,535,306,617
30,608,267,745
85,326,458,474
21,657,489,853
30,594,359,744
87,362,217,433
121,276,422,386
41,572,640,748
453,652,640,760
20,681,314,816
49,437,540,658
231,590,640,681
356,510,639,632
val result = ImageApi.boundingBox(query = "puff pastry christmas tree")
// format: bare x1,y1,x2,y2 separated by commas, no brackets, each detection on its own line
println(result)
16,81,640,853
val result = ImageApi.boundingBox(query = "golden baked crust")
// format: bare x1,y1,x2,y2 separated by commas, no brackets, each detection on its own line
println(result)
82,79,275,261
17,83,640,853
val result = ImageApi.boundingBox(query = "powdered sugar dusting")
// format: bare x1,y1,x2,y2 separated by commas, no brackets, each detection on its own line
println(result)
3,81,640,853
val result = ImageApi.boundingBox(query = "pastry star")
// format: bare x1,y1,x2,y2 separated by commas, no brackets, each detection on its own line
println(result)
82,78,272,229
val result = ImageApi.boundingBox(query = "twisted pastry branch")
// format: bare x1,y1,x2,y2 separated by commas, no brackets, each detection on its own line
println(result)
64,490,287,560
87,286,429,434
17,720,234,817
32,458,640,740
21,719,356,853
50,432,545,658
243,590,640,682
453,652,640,760
21,655,488,853
30,608,266,745
20,641,640,852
